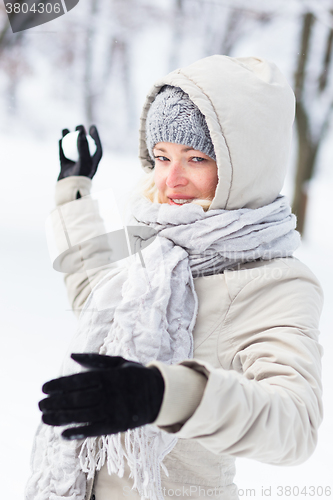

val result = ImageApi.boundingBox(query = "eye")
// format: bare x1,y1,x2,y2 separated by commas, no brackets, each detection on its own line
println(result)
154,156,169,162
191,156,206,163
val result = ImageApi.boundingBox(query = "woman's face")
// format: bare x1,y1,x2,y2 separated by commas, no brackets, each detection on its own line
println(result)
153,142,218,206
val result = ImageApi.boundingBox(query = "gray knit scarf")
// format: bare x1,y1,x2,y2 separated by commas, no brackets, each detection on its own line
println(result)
26,195,300,500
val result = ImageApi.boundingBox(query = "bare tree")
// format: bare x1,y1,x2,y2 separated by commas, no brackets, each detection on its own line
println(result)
0,6,10,49
292,9,333,235
168,0,185,71
167,0,274,69
0,5,29,113
83,0,100,123
75,0,169,148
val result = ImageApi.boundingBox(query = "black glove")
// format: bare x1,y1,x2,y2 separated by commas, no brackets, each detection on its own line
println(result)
39,353,165,440
58,125,103,181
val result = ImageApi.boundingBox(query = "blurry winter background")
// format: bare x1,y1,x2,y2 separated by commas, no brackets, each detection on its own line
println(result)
1,0,333,498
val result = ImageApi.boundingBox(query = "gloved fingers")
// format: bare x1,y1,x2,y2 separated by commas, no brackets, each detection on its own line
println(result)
75,124,86,134
62,425,93,440
59,138,66,161
42,371,101,395
42,406,100,426
62,421,123,440
62,423,102,440
77,128,90,159
39,387,101,412
58,129,75,179
89,125,103,165
71,353,131,370
89,125,100,147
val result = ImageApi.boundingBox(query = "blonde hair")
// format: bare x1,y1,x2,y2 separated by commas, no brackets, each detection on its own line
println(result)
134,170,212,212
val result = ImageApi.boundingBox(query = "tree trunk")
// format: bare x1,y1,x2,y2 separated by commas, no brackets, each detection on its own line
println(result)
220,9,244,56
84,0,99,123
0,20,10,51
116,38,135,133
292,11,333,235
168,0,184,71
292,12,314,235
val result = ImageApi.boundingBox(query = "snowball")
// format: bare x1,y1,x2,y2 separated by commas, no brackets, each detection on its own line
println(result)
61,130,97,162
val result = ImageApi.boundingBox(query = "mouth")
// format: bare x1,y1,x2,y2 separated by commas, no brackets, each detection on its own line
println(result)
168,197,194,206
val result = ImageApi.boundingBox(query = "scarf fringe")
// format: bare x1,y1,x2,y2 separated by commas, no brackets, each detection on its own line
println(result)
79,427,177,500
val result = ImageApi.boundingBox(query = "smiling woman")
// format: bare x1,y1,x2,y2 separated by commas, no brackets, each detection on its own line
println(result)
145,85,218,210
27,55,323,500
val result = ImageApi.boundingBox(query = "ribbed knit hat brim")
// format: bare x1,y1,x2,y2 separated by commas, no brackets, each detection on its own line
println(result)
145,86,216,162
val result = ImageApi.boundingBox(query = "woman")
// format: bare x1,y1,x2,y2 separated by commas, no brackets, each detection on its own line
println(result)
27,55,323,500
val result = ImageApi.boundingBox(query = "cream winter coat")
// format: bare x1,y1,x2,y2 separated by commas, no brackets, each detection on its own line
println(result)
47,56,323,499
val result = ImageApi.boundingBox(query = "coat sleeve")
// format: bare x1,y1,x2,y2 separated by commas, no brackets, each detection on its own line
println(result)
150,259,324,466
51,176,121,318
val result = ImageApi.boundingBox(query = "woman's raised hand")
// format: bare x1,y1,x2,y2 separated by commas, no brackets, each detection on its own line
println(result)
58,124,103,180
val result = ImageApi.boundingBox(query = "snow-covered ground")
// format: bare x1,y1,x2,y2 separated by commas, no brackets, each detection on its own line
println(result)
1,131,332,499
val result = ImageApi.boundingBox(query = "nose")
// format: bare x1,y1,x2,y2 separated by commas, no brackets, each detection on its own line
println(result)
166,160,188,188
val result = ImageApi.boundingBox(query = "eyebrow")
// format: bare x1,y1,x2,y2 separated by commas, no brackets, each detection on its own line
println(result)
153,146,198,153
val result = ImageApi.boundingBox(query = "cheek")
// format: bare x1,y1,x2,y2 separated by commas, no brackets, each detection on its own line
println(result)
196,169,218,197
153,168,165,192
208,171,219,193
207,167,219,195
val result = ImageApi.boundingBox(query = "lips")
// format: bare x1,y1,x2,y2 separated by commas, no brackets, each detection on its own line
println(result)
168,196,194,206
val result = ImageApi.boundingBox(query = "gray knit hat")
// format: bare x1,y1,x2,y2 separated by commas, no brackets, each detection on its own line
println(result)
145,85,216,162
